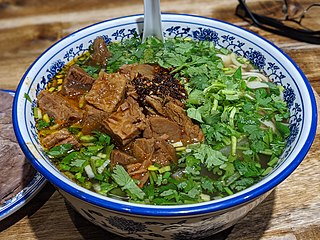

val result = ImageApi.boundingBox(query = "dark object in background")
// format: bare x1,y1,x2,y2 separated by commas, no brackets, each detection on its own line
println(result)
236,0,320,44
0,91,36,204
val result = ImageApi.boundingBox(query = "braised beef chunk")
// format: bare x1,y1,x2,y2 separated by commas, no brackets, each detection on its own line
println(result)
61,65,95,97
164,101,186,125
103,96,146,146
111,150,139,166
153,139,177,165
126,83,139,100
127,159,151,188
119,63,155,80
91,36,112,66
37,90,83,125
143,115,184,142
145,95,167,116
131,138,155,162
164,101,204,143
131,138,177,166
41,128,80,149
85,72,127,114
143,96,204,144
81,104,109,135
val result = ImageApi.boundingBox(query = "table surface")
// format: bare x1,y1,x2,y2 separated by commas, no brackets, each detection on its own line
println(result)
0,0,319,239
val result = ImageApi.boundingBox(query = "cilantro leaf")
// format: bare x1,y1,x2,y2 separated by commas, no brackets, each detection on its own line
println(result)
81,65,101,78
111,165,145,200
255,89,272,106
187,108,204,123
275,122,290,138
233,67,242,81
189,144,228,169
243,125,265,140
201,176,215,193
47,144,73,158
234,159,262,177
70,159,86,168
37,119,50,130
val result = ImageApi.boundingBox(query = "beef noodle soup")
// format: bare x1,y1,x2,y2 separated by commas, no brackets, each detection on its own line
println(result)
34,36,290,205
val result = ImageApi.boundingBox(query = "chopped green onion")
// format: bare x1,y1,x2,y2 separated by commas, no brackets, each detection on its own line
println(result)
24,93,32,103
148,165,159,171
262,167,273,176
200,193,210,201
212,98,218,111
267,157,279,167
43,113,50,123
80,135,96,143
172,141,183,148
84,165,95,179
176,147,186,152
259,149,273,156
229,107,237,127
97,160,110,174
231,136,237,156
159,165,171,173
224,187,233,196
163,172,171,179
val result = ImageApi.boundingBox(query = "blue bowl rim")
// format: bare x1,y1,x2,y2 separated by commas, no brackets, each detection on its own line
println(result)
13,13,318,217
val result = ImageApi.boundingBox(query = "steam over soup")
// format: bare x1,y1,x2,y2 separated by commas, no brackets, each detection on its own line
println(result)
34,36,290,204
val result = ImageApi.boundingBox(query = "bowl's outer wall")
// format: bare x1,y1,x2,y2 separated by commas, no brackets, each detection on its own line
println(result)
12,13,317,222
59,188,271,239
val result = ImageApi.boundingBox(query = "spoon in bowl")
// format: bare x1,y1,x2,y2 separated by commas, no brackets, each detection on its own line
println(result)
142,0,164,42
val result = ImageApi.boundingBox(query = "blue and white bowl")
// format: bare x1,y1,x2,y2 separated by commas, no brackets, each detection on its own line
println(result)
13,14,317,239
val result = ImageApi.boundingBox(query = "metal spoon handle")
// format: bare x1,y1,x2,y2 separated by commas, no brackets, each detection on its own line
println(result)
142,0,164,42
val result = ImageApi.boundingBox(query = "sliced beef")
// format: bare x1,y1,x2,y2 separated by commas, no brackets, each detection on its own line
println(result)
116,137,179,184
143,116,184,143
110,150,139,166
133,172,149,188
61,65,95,97
103,96,146,146
0,92,16,141
85,72,127,114
164,101,204,143
164,101,186,125
145,96,185,117
144,96,204,144
37,90,83,125
0,140,36,204
127,159,151,188
131,138,155,162
153,139,177,165
126,83,139,100
0,91,36,204
132,138,177,166
41,128,80,149
145,95,167,116
119,64,155,80
126,162,143,174
0,91,13,124
81,104,109,135
90,36,112,66
111,146,152,188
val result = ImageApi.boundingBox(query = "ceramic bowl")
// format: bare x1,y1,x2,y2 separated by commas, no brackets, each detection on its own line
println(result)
13,14,317,239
